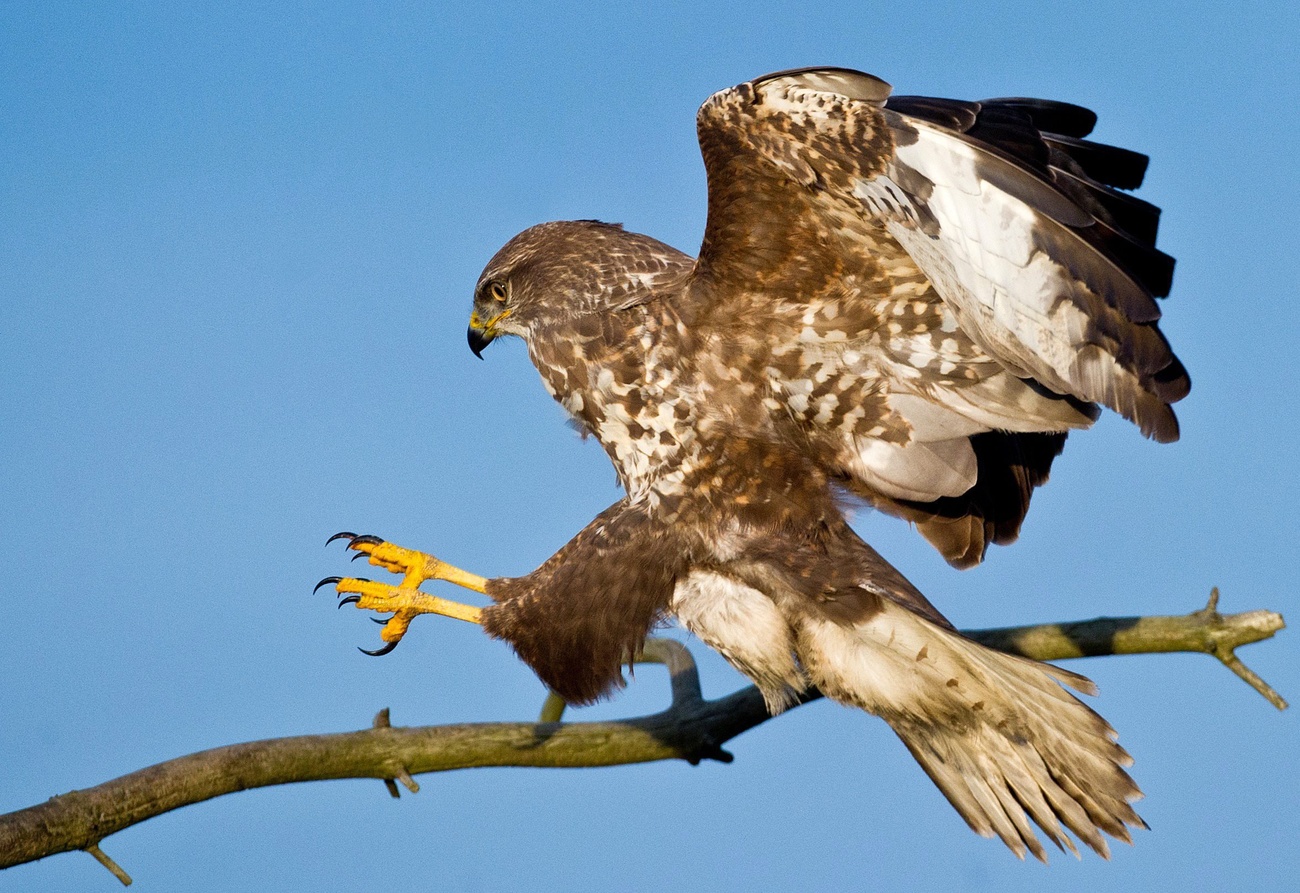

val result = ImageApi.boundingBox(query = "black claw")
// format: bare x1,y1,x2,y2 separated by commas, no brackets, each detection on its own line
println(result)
371,616,391,625
349,534,384,548
337,595,361,609
327,531,357,546
350,551,369,562
360,640,399,657
314,576,343,594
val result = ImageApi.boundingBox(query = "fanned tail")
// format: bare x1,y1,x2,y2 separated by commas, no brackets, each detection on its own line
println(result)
797,597,1144,860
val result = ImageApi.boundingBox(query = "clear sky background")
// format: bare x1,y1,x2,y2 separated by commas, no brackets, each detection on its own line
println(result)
3,2,1297,890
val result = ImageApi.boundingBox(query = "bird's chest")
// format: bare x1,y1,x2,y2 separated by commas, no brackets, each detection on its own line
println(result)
530,316,700,497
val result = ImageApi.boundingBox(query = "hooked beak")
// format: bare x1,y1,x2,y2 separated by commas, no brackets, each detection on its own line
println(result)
467,309,506,359
467,323,494,359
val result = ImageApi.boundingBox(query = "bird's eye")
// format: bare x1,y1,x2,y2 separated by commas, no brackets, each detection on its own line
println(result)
489,282,508,303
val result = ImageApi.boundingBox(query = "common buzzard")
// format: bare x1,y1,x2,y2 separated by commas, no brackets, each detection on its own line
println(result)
324,68,1187,860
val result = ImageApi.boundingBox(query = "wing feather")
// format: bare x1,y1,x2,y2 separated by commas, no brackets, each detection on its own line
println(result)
695,69,1187,433
691,69,1187,563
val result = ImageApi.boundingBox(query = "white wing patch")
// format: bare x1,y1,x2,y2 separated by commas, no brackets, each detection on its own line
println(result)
847,436,977,502
858,118,1176,440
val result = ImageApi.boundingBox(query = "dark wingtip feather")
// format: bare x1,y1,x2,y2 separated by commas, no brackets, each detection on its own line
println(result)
886,431,1070,568
1150,356,1192,403
1088,219,1177,298
982,97,1098,138
1044,134,1150,190
1051,166,1162,246
885,95,980,131
891,93,1173,301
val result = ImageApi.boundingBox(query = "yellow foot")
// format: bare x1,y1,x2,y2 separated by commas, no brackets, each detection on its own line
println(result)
317,532,487,656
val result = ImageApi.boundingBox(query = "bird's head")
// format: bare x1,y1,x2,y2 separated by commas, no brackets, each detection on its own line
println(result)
467,220,693,358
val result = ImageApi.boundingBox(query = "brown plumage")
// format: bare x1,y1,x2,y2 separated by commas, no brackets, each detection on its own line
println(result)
466,68,1185,860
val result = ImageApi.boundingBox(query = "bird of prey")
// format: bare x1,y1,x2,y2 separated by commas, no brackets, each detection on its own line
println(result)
322,67,1187,861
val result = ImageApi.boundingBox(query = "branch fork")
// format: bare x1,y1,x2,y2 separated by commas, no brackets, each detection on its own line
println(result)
372,708,421,797
1193,588,1288,710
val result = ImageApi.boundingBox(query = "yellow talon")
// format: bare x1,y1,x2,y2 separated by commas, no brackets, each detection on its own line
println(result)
324,534,488,653
336,578,482,634
349,539,489,594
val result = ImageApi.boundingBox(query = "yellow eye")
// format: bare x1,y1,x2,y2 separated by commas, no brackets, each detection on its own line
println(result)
489,282,508,303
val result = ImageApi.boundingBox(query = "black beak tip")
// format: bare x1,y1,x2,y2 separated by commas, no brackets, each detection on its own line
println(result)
467,327,492,359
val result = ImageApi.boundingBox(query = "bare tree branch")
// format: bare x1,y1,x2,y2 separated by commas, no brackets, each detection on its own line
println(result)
0,592,1284,885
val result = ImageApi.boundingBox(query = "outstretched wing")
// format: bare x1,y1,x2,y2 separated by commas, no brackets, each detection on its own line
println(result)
690,67,1188,566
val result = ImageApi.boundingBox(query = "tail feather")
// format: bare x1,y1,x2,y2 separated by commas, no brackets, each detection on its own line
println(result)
993,743,1078,857
796,597,1143,860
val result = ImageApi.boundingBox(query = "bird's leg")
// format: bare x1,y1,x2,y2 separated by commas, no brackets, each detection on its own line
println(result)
317,533,486,655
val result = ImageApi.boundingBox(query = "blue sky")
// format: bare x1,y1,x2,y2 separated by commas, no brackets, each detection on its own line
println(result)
2,1,1297,890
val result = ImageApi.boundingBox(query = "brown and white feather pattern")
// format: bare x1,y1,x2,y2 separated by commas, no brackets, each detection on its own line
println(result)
469,66,1180,860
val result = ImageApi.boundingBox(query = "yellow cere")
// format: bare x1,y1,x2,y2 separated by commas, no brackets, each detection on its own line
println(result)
471,307,513,334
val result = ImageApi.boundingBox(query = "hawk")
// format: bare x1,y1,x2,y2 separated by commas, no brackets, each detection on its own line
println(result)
324,68,1188,861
